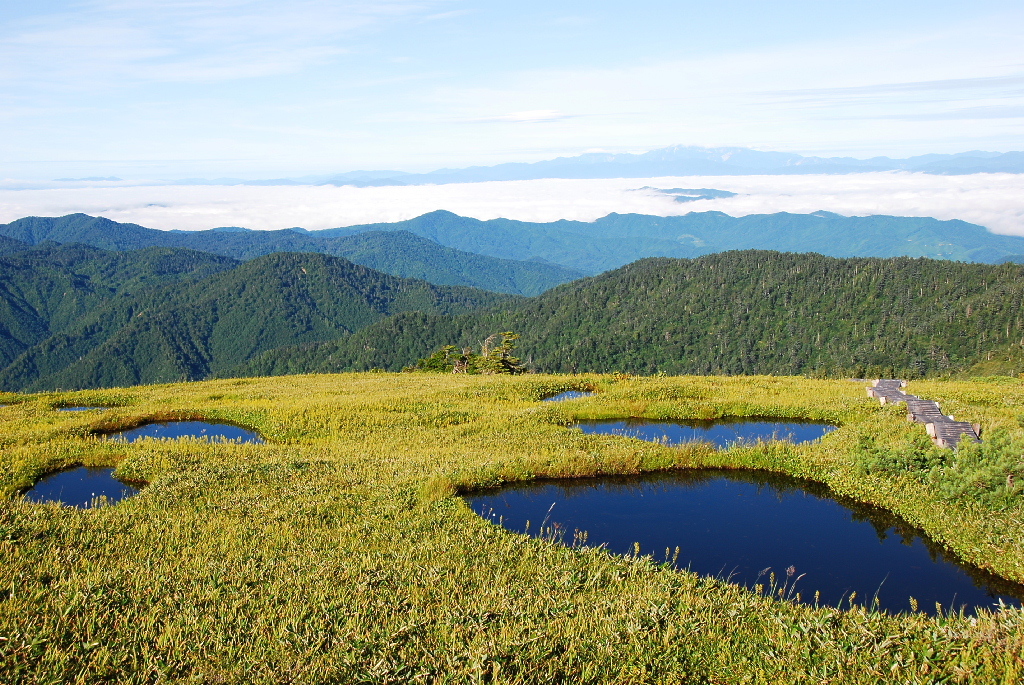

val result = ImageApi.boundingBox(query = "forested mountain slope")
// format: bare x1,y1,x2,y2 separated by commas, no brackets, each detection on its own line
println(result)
0,243,237,371
315,230,584,294
0,235,29,256
231,251,1024,379
0,214,581,295
0,249,513,391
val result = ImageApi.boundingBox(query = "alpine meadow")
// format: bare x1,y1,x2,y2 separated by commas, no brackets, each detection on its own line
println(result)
4,373,1024,682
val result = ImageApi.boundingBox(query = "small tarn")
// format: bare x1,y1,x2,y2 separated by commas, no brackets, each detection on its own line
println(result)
467,469,1024,615
542,390,597,402
107,420,265,444
574,418,837,448
57,406,109,412
23,467,140,508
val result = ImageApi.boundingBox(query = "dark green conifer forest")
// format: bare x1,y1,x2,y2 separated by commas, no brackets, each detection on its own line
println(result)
233,252,1024,381
0,244,513,391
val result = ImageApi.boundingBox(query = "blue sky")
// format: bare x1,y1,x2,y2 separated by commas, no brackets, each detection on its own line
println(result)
2,0,1023,178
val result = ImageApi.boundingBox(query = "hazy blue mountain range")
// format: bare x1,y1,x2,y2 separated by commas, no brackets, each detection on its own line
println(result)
0,214,581,296
171,169,410,187
5,210,1024,279
327,210,1024,274
170,146,1024,187
0,246,513,391
358,147,1024,183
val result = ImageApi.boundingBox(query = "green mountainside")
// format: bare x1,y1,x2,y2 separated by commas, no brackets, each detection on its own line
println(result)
0,214,582,296
0,248,513,392
0,214,324,253
0,234,29,256
0,243,236,371
231,251,1024,380
313,229,584,294
329,210,1024,273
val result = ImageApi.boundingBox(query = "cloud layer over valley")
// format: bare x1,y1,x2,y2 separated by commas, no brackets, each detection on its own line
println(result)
1,172,1023,236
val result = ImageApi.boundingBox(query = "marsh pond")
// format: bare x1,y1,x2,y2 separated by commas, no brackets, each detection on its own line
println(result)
106,420,264,443
543,390,597,402
467,469,1024,614
23,467,140,508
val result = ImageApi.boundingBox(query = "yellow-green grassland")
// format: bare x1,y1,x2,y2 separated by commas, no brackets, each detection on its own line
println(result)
2,372,1024,683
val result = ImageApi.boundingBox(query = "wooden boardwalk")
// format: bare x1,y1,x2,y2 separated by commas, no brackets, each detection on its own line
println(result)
867,379,981,449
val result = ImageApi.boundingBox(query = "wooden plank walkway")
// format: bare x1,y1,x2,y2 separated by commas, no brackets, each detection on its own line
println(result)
868,379,980,449
905,399,948,424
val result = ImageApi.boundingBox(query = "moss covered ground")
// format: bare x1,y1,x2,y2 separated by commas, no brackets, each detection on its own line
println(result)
1,372,1023,683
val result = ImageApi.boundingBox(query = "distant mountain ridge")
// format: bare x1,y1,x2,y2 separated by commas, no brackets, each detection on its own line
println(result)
6,210,1024,279
169,146,1024,187
382,147,1024,184
329,209,1024,273
0,214,581,296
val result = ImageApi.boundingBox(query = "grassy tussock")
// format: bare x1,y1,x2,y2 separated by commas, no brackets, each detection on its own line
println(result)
1,373,1024,683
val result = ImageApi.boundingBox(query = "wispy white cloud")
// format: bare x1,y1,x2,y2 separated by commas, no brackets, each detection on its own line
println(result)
873,105,1024,121
763,73,1024,101
0,1,447,89
419,9,472,22
1,173,1022,238
415,13,1024,158
466,110,577,124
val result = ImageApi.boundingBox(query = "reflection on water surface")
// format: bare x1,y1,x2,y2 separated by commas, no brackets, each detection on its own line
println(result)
575,418,837,448
467,469,1024,615
107,420,264,443
23,467,140,508
543,391,596,402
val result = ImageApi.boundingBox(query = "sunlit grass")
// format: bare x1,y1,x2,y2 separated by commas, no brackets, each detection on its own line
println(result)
1,373,1023,682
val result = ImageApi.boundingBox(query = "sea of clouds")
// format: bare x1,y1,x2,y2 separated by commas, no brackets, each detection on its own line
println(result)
0,172,1022,235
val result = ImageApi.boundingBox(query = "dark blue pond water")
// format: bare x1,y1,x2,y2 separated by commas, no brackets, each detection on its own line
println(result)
58,406,108,412
575,418,836,448
23,467,140,508
108,421,264,443
544,391,597,402
467,470,1024,615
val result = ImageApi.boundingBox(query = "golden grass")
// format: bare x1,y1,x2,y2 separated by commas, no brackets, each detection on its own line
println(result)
1,373,1023,683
